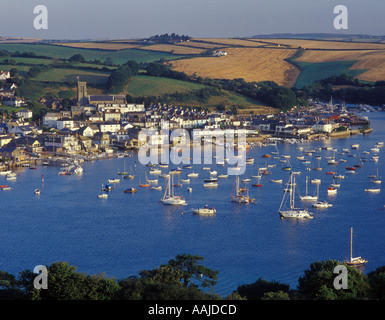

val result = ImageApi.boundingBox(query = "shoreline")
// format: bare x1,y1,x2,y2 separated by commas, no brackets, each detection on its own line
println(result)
0,125,373,172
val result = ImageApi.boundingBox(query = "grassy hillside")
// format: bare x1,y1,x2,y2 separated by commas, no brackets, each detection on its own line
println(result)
34,68,111,84
126,75,267,111
0,44,186,64
126,75,206,96
293,60,368,89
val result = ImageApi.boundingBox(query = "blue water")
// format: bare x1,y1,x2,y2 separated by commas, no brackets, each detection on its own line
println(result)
1,112,385,296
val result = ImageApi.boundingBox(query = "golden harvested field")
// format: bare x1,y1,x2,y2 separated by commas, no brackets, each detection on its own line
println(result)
250,38,385,50
0,37,42,43
194,38,265,47
297,49,385,82
137,44,206,55
169,47,301,86
55,42,142,50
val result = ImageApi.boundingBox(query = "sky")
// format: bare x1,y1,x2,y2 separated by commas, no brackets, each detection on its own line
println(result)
1,0,384,40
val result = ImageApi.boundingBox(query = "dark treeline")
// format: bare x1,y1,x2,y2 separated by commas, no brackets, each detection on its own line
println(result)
145,33,191,44
107,60,139,94
1,255,385,300
297,73,385,106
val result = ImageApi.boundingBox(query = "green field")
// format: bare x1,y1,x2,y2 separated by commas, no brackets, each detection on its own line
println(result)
34,68,111,84
125,75,266,109
0,64,30,75
126,75,206,96
294,60,368,89
0,57,54,65
0,44,186,64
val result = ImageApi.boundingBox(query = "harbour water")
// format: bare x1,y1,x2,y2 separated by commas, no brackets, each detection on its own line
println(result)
1,111,385,296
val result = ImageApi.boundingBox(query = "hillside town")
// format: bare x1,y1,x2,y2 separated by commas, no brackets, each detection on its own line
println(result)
0,78,373,170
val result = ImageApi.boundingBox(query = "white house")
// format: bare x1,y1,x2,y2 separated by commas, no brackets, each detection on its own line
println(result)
43,112,61,128
78,125,99,137
120,104,145,114
0,71,10,80
104,109,121,122
213,50,228,57
16,109,33,120
56,119,75,131
114,129,130,142
2,97,26,107
312,121,333,133
275,123,294,134
9,124,42,136
88,114,103,122
99,122,121,133
138,129,168,146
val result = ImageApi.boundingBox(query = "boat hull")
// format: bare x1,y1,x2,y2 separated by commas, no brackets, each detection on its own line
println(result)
279,209,313,219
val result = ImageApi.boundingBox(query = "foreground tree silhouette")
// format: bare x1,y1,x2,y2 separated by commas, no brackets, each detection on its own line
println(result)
18,262,120,300
297,260,370,300
117,254,219,300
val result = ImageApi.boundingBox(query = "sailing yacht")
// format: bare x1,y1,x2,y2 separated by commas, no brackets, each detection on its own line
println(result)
231,175,252,203
371,168,382,184
344,227,368,268
118,160,128,175
300,176,318,201
313,157,322,171
278,173,313,219
160,173,187,205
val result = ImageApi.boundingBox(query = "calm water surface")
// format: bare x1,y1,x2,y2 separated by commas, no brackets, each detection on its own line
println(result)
1,111,385,295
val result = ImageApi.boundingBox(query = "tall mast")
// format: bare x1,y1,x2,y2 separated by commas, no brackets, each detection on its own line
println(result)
350,227,353,261
290,174,295,209
305,176,308,195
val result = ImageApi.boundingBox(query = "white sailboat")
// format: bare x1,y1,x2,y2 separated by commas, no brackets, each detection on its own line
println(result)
371,168,382,184
300,176,318,201
279,173,313,219
160,173,187,205
344,227,368,268
231,175,252,203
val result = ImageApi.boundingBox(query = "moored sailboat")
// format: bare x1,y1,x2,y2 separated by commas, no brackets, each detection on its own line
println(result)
344,227,368,268
278,173,313,219
160,174,187,205
231,175,252,203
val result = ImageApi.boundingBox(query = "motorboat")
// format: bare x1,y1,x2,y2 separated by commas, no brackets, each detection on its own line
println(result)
327,186,337,195
187,172,199,178
192,205,216,216
203,182,218,188
312,201,332,209
364,188,380,193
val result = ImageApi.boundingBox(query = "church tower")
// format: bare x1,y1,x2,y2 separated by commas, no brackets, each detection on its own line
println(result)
77,77,88,105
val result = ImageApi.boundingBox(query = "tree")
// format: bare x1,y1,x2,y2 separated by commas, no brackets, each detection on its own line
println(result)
167,254,218,289
0,271,25,300
9,68,18,78
117,255,219,300
234,278,290,300
18,262,120,300
297,260,370,300
124,60,139,75
69,54,86,63
107,65,133,94
367,266,385,299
